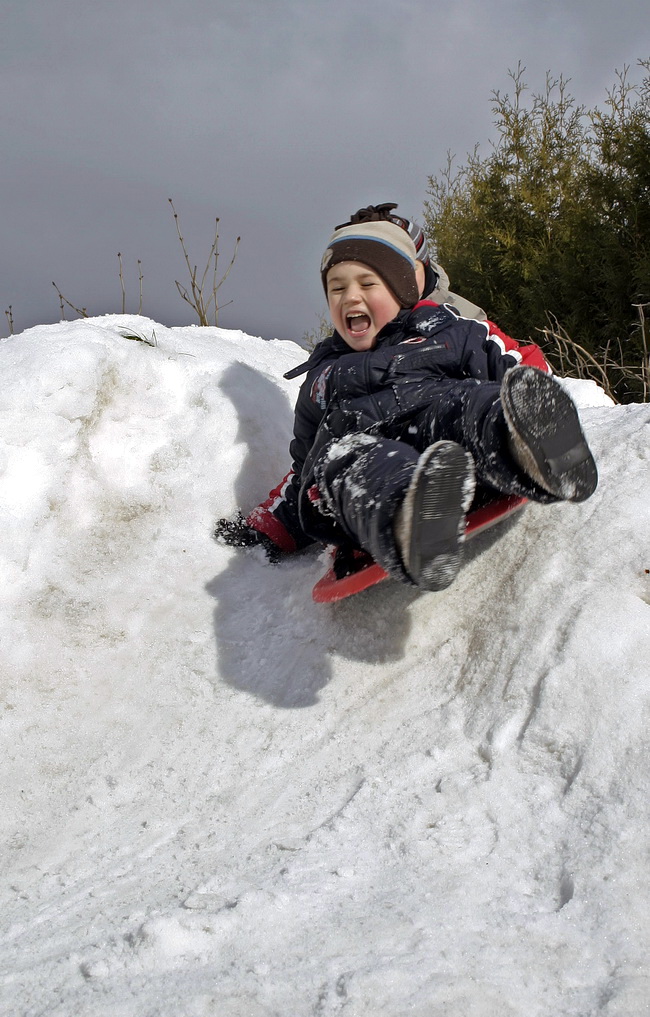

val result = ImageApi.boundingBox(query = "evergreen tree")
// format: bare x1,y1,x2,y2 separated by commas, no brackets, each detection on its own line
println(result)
424,60,650,401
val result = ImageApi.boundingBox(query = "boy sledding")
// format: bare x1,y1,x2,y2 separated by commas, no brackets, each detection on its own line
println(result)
215,205,597,592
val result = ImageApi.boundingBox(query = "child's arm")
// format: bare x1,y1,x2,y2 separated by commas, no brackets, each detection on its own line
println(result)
408,301,551,378
243,469,312,552
214,365,331,559
214,464,317,560
213,511,286,562
486,319,551,373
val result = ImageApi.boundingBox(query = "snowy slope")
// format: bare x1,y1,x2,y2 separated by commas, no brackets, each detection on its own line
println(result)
0,316,649,1017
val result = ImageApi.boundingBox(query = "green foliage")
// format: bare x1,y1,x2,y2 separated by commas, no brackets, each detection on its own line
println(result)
119,328,157,347
424,60,650,401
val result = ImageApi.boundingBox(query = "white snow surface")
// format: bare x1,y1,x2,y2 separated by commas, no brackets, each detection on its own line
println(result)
1,316,649,1017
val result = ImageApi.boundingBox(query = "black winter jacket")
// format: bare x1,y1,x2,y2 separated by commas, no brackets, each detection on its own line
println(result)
247,301,547,550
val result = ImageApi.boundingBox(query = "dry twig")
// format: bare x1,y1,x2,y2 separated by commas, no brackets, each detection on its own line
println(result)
52,282,88,320
169,198,240,326
538,310,650,403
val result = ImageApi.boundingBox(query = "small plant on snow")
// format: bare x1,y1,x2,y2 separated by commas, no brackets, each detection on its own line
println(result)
119,328,157,347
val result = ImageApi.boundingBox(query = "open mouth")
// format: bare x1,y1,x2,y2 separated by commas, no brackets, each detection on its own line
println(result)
346,313,371,335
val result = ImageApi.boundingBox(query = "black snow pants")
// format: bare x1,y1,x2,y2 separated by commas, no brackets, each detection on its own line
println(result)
300,377,556,580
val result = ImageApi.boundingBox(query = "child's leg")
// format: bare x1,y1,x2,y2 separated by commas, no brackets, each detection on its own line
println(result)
405,379,542,500
310,432,475,589
408,369,596,503
393,441,475,590
500,366,597,502
304,369,596,590
310,433,419,579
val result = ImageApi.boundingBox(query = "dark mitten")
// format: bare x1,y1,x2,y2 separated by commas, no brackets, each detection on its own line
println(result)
213,513,283,563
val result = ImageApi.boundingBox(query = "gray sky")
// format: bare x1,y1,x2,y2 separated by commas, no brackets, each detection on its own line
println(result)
2,0,650,343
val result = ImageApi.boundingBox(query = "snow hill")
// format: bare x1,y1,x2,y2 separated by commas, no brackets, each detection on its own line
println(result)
1,316,649,1017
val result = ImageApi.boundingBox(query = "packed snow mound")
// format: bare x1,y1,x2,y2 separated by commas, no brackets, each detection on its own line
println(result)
1,316,649,1017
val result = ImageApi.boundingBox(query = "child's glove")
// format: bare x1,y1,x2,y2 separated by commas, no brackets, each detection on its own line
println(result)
213,512,283,563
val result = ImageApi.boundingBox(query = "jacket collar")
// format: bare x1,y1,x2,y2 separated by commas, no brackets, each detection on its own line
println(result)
283,302,449,380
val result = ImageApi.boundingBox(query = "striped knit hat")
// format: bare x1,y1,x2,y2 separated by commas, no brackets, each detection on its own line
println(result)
393,212,439,296
334,202,439,297
321,215,418,308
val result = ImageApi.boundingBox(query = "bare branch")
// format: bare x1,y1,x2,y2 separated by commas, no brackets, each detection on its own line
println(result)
52,281,88,319
169,198,240,326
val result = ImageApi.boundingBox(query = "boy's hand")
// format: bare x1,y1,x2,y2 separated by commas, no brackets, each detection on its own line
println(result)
213,513,283,563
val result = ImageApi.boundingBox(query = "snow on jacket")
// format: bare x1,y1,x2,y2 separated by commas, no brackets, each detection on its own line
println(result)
246,301,550,551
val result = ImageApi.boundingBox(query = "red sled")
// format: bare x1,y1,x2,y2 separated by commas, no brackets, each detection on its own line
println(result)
312,494,527,603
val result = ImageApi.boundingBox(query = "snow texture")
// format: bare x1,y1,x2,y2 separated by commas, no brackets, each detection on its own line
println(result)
1,316,649,1017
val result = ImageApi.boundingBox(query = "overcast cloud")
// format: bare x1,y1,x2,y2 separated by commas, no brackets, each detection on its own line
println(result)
2,0,650,342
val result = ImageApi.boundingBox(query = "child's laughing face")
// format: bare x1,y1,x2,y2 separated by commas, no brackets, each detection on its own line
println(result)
326,261,401,351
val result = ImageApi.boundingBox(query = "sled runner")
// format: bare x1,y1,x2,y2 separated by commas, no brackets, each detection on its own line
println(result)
312,494,527,603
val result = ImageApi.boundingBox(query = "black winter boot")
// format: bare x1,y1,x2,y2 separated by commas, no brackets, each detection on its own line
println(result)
501,366,598,503
393,441,476,591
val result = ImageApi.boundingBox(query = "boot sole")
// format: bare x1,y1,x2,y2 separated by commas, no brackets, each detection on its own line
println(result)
502,367,598,502
400,441,476,591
